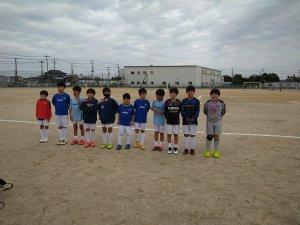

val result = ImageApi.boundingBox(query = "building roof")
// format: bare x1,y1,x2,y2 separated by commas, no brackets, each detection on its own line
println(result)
124,65,221,72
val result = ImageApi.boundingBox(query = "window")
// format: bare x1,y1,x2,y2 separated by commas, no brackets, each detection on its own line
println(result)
137,81,140,84
188,82,193,85
162,81,166,85
131,81,135,84
175,81,179,85
143,71,147,74
150,81,154,85
131,71,135,74
143,81,146,84
137,71,140,74
150,71,154,74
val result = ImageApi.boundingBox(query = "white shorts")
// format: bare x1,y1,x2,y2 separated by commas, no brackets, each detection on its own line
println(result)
206,120,222,135
102,123,113,128
154,125,165,133
134,122,147,130
37,119,49,126
118,125,132,136
84,123,96,130
182,125,198,136
55,115,69,127
72,120,83,125
166,124,180,135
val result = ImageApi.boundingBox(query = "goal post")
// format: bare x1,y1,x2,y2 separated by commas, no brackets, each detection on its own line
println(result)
243,82,261,90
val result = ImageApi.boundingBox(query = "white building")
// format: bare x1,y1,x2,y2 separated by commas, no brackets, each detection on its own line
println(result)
123,65,223,88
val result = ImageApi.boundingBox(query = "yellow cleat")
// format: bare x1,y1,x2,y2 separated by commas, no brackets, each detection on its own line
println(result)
101,144,107,149
133,141,139,148
205,150,211,158
107,144,113,149
140,144,146,150
213,151,220,158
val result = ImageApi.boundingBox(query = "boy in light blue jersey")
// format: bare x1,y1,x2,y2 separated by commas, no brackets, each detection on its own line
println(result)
150,89,166,151
69,86,85,145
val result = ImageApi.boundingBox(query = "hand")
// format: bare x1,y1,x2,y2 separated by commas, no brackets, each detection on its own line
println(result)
153,108,158,113
130,121,134,126
87,104,92,108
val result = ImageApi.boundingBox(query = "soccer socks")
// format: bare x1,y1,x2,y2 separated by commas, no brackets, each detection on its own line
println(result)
191,136,196,149
44,128,49,140
134,132,139,141
85,132,90,142
62,127,68,141
91,130,95,142
159,141,163,147
126,134,131,145
206,139,212,150
102,132,107,144
58,128,63,141
184,135,189,149
109,132,114,144
40,129,44,141
118,133,123,145
140,132,145,144
155,141,159,146
214,139,219,151
74,136,78,141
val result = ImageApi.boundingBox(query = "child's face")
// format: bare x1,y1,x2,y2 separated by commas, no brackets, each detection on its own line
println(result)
139,93,146,99
123,98,130,105
210,93,219,100
87,93,94,99
103,91,111,98
57,86,65,93
169,92,177,99
40,94,47,99
187,90,195,99
156,95,163,101
73,91,80,97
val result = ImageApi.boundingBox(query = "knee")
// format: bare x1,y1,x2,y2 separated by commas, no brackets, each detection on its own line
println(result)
190,135,195,137
207,135,213,141
184,134,189,137
45,126,49,129
141,130,145,133
214,135,220,141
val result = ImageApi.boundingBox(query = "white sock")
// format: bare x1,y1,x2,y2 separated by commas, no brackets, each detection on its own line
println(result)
159,141,163,147
134,132,139,141
91,130,95,141
118,133,123,145
168,143,172,148
126,135,131,145
109,132,113,144
45,128,49,140
155,141,159,146
140,132,145,144
214,140,219,151
206,140,212,150
40,129,44,140
184,135,189,149
102,132,107,144
58,129,63,140
85,132,90,142
74,136,78,141
63,127,68,141
80,136,84,140
191,136,196,150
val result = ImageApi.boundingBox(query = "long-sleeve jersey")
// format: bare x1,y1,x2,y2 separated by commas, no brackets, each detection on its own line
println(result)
134,99,150,123
203,99,226,122
36,98,52,121
181,97,200,125
52,93,71,116
79,98,99,124
164,99,181,125
98,97,119,124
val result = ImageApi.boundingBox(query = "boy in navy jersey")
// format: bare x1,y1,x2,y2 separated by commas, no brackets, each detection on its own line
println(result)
165,87,181,154
133,88,150,150
98,87,119,149
79,88,99,148
117,93,135,151
181,85,200,155
52,82,70,145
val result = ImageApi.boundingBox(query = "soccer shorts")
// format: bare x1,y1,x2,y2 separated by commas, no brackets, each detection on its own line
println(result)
102,123,113,128
166,124,179,135
55,115,69,127
84,123,96,129
153,124,165,133
118,125,132,136
182,125,198,136
72,120,84,125
37,119,49,126
134,122,147,130
206,120,222,135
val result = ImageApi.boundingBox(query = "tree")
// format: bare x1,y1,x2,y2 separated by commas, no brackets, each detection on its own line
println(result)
223,75,232,82
232,74,245,84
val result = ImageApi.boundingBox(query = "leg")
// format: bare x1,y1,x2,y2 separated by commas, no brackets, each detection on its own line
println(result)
118,126,124,146
79,124,85,141
102,127,107,145
39,125,45,141
85,128,90,142
125,126,132,146
44,125,49,141
108,127,113,145
73,123,78,138
58,126,63,141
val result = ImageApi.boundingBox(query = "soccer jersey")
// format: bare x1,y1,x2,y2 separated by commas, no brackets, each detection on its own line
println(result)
52,93,71,116
134,99,150,123
151,99,165,126
79,98,99,124
181,97,200,125
118,104,135,126
164,99,181,125
69,96,84,121
98,97,119,124
36,98,52,121
203,99,226,122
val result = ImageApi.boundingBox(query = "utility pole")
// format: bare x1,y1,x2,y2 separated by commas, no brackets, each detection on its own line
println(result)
117,64,120,77
53,58,56,70
231,68,234,77
14,58,18,78
43,54,49,72
91,60,94,78
39,60,44,76
71,63,74,74
101,73,104,86
107,66,110,83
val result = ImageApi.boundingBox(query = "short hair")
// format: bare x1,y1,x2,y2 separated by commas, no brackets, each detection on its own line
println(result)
40,90,48,96
169,87,179,95
86,88,96,95
155,89,165,97
186,85,195,92
123,93,131,99
72,86,81,93
138,88,147,95
210,88,220,95
102,87,111,94
57,82,66,87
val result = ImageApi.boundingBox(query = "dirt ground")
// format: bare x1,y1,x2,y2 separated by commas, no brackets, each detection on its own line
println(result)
0,87,299,225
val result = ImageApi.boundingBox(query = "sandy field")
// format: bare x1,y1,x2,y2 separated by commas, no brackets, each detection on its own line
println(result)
0,87,300,225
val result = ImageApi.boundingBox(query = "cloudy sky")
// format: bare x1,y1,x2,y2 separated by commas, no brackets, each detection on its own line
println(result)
0,0,299,77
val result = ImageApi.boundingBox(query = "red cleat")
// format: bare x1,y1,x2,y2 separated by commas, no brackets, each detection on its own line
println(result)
71,140,78,145
78,140,84,145
84,141,90,148
90,141,95,147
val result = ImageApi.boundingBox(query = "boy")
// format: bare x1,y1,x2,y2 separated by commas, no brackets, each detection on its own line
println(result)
79,88,98,148
52,82,70,145
151,89,166,151
98,87,119,149
203,88,226,158
69,86,85,145
117,93,135,151
133,88,150,150
36,90,52,143
165,87,181,154
181,85,200,155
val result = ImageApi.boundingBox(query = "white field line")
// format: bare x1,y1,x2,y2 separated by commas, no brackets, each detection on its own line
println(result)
0,119,299,139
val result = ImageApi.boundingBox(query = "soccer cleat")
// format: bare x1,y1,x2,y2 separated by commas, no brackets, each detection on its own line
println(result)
158,146,163,152
190,149,195,155
168,147,173,154
71,140,78,145
107,144,113,149
125,144,131,150
61,140,66,145
213,151,220,158
183,149,189,155
84,141,90,148
90,141,95,147
78,140,84,145
140,144,145,150
40,139,44,143
117,145,122,151
57,140,62,145
133,141,139,148
173,147,178,155
43,138,48,143
101,144,107,149
205,150,211,158
152,146,158,151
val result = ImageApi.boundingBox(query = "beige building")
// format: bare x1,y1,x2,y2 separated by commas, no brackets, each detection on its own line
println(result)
122,65,223,88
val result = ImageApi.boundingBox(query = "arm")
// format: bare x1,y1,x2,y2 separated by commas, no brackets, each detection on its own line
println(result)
203,102,208,116
131,107,135,126
51,95,55,106
113,99,119,114
69,100,73,120
180,100,187,119
193,100,200,119
164,101,168,119
47,101,52,121
221,101,226,116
